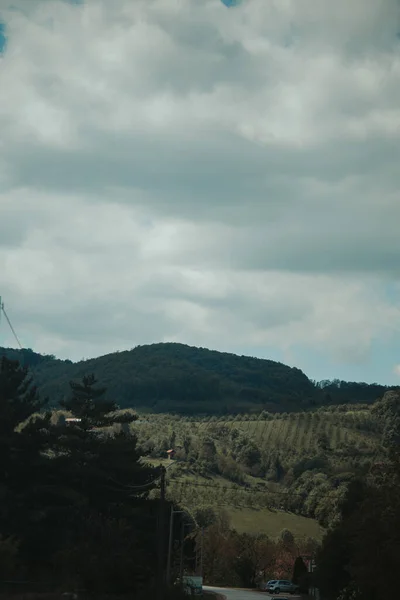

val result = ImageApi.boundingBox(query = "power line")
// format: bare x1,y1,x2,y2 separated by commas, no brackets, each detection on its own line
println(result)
171,477,342,500
110,461,178,492
0,299,22,349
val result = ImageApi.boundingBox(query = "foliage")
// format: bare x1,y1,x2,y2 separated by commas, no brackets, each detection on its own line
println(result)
279,528,295,545
292,556,309,592
0,358,162,594
136,403,385,531
199,517,312,588
2,348,399,597
314,390,400,600
1,343,321,414
0,535,20,580
2,344,398,417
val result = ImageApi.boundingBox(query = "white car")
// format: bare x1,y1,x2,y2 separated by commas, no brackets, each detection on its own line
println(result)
265,579,299,594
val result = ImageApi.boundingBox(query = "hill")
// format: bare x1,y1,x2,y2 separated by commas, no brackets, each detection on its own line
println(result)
0,342,319,414
135,402,385,533
1,342,398,415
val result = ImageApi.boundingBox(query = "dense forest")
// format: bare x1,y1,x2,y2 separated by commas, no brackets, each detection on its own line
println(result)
0,343,397,415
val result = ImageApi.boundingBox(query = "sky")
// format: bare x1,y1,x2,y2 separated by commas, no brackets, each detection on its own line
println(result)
0,0,400,384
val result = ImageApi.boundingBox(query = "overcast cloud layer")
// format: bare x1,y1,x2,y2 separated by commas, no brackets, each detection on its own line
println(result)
1,0,400,383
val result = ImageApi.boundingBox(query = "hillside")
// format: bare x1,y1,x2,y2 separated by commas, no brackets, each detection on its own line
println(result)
136,403,385,532
1,343,397,415
0,343,319,414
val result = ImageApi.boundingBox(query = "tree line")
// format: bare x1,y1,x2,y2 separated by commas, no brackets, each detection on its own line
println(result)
4,343,396,416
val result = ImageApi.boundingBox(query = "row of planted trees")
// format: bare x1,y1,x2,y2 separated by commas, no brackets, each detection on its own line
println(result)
0,356,177,598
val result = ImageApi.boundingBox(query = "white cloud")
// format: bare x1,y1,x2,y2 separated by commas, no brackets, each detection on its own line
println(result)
0,0,400,378
394,365,400,376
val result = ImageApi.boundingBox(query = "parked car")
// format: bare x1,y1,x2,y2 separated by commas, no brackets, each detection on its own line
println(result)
265,579,299,594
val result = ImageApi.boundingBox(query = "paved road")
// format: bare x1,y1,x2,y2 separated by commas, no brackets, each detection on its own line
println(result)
204,587,261,599
204,587,303,600
204,586,270,600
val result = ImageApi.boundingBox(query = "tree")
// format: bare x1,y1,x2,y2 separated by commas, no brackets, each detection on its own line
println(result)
279,528,294,546
292,556,309,592
0,357,50,529
315,392,400,600
53,376,154,512
0,356,45,433
60,374,120,428
0,361,168,594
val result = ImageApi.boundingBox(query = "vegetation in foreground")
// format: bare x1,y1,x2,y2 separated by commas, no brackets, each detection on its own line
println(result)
314,390,400,600
0,357,167,596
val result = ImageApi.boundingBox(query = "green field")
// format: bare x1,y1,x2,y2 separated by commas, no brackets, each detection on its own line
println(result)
142,460,325,541
227,507,324,539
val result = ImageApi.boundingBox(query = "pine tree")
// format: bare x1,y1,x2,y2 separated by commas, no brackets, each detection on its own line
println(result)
52,377,161,592
292,556,309,591
0,363,162,592
0,356,46,433
54,375,155,511
60,374,118,428
0,357,54,576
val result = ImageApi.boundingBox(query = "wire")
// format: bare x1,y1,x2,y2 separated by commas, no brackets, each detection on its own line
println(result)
109,461,178,492
1,303,23,349
172,477,342,500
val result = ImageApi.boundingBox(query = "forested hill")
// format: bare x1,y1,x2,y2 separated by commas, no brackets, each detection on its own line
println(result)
0,343,397,414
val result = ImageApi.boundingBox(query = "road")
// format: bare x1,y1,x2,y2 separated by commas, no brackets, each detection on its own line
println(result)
204,587,261,599
204,587,303,600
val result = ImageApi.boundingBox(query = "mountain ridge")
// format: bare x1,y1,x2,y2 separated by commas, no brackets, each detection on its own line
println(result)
0,342,398,414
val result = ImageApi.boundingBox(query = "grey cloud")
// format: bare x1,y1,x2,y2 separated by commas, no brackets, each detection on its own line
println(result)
4,128,399,209
1,0,400,371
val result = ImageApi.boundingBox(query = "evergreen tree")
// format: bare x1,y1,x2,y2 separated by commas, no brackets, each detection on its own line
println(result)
0,356,46,433
60,374,119,428
0,357,55,577
292,556,309,592
0,361,166,593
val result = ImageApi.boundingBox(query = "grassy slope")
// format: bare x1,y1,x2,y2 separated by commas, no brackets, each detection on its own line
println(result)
144,459,324,541
227,507,324,539
139,407,382,541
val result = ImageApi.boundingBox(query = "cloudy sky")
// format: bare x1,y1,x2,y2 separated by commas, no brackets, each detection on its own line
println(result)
1,0,400,384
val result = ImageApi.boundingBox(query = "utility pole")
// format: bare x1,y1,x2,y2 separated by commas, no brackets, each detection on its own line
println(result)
166,505,174,587
157,466,166,600
166,509,184,587
200,528,204,579
178,516,185,587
